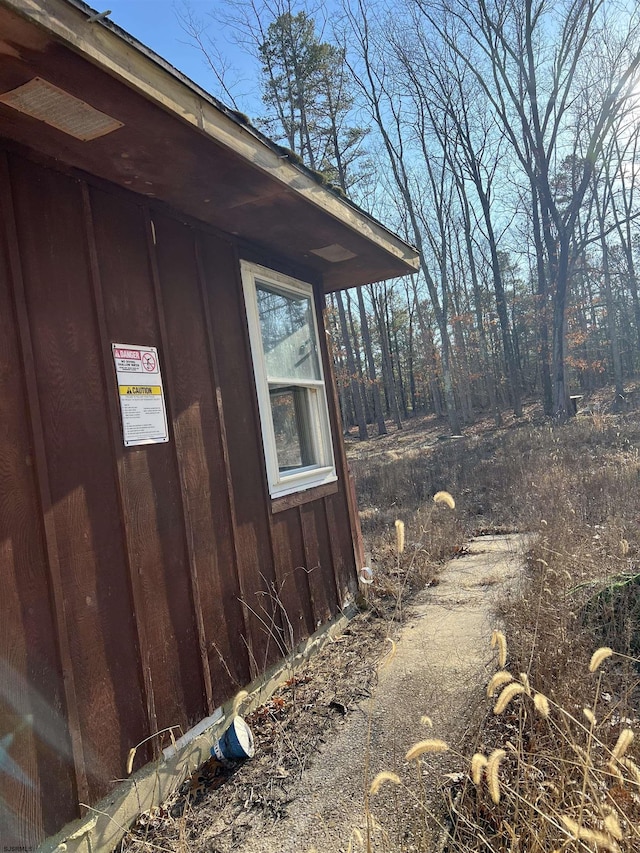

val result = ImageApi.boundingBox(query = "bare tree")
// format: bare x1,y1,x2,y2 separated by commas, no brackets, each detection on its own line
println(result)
421,0,640,417
345,0,462,432
388,24,523,417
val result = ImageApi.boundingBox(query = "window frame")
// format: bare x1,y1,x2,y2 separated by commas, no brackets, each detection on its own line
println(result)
241,261,337,499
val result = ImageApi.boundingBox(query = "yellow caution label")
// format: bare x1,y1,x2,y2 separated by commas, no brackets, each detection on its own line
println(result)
119,385,162,395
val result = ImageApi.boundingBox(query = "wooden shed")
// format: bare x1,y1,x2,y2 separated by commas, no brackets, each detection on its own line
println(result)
0,0,419,846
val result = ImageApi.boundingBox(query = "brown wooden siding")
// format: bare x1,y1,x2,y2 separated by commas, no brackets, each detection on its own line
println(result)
0,154,78,843
0,144,359,846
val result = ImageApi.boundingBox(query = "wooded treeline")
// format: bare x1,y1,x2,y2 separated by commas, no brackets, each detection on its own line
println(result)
181,0,640,432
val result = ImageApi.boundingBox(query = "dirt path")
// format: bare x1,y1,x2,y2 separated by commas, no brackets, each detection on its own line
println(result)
125,535,527,853
227,534,526,853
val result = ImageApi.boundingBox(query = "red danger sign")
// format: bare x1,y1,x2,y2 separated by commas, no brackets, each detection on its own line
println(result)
114,348,141,360
112,343,168,446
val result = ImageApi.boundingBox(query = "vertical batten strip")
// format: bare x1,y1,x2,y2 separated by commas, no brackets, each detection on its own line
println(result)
323,496,346,611
143,207,214,716
314,287,348,610
80,184,160,745
0,151,90,809
298,505,320,627
316,289,365,575
192,234,255,676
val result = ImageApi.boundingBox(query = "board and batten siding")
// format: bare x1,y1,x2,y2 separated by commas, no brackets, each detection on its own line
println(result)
0,144,358,845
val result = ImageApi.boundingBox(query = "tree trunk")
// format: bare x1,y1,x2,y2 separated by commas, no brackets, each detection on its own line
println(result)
412,289,445,417
357,286,386,435
371,286,403,430
336,290,367,439
346,290,372,423
551,242,571,420
388,300,408,418
440,334,461,433
530,181,553,415
600,232,625,406
407,310,417,412
479,192,523,417
460,192,501,424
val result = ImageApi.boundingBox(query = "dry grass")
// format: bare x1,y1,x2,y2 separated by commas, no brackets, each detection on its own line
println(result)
372,641,640,852
356,408,640,851
351,409,640,614
444,644,640,852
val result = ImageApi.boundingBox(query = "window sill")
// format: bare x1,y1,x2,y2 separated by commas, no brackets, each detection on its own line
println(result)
270,480,339,514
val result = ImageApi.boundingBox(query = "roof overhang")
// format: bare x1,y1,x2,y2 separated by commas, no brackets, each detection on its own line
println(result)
0,0,419,291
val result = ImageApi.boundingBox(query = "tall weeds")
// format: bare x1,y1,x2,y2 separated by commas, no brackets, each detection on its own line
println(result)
448,641,640,852
357,412,640,851
369,638,640,852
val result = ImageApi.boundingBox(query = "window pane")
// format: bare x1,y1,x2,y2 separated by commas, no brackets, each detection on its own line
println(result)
269,386,317,472
257,283,320,381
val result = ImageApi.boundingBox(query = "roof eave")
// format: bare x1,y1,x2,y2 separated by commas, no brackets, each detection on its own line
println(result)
1,0,419,288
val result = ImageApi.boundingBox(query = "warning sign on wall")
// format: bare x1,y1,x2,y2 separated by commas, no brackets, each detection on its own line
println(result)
112,344,169,446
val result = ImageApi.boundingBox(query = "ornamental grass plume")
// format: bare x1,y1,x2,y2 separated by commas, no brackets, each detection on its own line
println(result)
620,756,640,785
589,646,613,672
487,670,513,698
232,689,249,716
519,672,531,696
604,810,623,841
433,490,455,509
560,815,620,852
405,739,449,761
607,759,625,785
612,728,634,760
346,828,363,853
471,753,487,785
369,771,401,795
493,682,525,715
126,746,136,775
491,630,508,667
533,692,550,718
395,519,405,554
379,637,397,670
486,749,506,804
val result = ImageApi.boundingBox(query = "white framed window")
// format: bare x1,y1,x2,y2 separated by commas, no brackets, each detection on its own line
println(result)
241,261,337,498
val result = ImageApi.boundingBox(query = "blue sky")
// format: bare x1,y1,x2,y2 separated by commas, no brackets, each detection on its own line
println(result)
105,1,262,112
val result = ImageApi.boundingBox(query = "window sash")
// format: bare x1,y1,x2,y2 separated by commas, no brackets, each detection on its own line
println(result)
241,261,336,498
269,385,316,471
256,282,321,382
